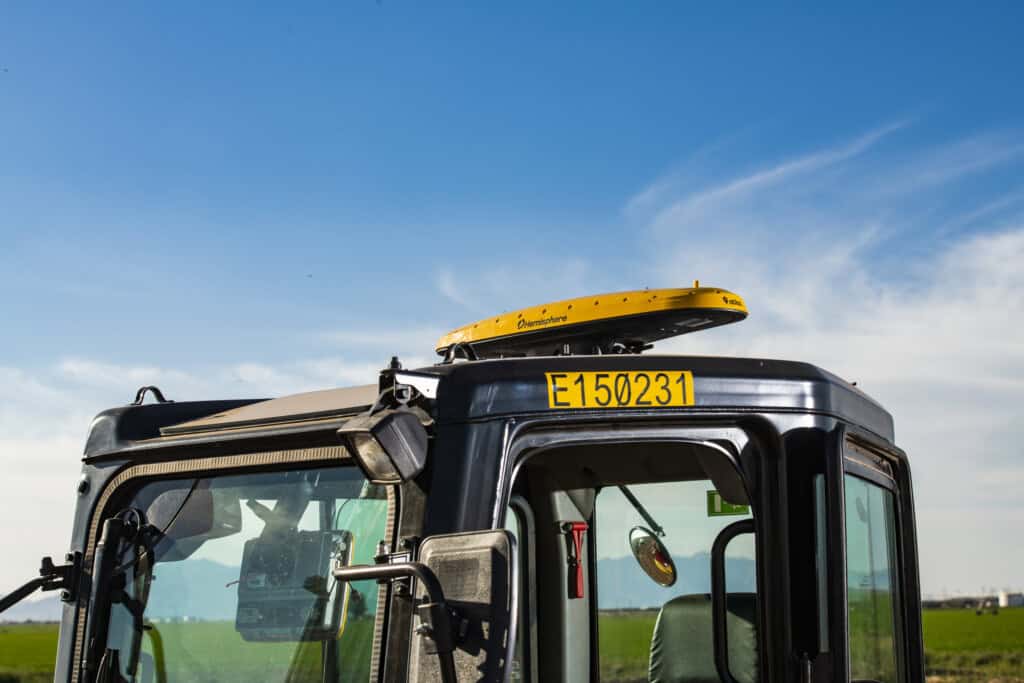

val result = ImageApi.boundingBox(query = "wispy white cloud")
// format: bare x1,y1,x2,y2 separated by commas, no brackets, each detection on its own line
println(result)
635,125,1024,595
3,123,1022,598
868,132,1024,197
0,353,401,588
434,257,599,319
935,186,1024,239
318,327,444,355
436,267,480,312
57,359,197,392
624,129,765,218
637,120,907,234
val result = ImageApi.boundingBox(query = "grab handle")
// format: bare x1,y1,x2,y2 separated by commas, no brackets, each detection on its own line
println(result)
711,518,755,683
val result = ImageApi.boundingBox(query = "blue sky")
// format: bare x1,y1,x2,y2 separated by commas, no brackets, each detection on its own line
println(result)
1,3,1023,596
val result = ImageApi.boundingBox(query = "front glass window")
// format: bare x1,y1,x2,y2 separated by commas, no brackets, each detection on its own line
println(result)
844,474,900,683
101,466,388,683
595,480,757,683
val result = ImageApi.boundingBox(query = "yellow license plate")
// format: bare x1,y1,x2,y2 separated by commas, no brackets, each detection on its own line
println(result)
545,371,694,409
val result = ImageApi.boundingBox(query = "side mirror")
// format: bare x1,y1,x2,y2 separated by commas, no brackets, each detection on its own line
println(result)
332,529,514,683
629,526,677,587
410,530,514,682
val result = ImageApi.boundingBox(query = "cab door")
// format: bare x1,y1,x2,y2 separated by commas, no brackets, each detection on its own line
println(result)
841,436,924,683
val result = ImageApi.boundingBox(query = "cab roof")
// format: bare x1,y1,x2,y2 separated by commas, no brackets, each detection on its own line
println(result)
82,354,893,460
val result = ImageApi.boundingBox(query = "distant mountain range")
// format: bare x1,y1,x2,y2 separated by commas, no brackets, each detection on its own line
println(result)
597,552,756,609
2,553,761,623
144,555,761,615
146,558,241,620
0,560,242,624
1,594,62,622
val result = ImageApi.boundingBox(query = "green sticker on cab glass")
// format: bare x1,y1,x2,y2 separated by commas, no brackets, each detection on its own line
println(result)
707,490,750,517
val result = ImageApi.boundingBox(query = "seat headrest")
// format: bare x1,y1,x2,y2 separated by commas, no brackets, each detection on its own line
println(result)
648,593,758,683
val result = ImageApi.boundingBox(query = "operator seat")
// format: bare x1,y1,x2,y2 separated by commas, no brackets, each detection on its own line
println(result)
648,593,758,683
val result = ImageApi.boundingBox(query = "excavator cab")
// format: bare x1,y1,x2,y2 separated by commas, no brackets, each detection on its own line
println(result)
1,286,923,683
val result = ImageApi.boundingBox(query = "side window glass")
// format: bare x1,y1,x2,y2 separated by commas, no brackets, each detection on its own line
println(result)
844,474,901,683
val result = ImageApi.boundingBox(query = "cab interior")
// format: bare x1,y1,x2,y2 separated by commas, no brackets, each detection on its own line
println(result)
506,440,760,683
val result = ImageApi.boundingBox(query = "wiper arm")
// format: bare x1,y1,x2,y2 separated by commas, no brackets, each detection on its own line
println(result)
0,575,51,614
617,485,666,537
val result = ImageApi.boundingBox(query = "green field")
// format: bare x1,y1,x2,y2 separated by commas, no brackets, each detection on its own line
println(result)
596,608,1024,683
923,608,1024,680
0,623,56,683
0,618,374,683
2,608,1023,682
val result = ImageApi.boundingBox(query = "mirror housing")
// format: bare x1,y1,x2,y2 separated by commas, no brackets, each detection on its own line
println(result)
410,530,515,683
331,529,514,683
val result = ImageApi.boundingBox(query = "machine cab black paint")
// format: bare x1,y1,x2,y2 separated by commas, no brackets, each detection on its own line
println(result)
2,287,923,683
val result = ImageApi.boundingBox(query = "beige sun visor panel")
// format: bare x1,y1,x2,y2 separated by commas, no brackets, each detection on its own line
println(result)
696,445,748,505
161,384,379,436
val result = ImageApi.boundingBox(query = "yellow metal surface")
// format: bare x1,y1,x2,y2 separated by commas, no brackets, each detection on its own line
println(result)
545,370,695,409
435,286,747,353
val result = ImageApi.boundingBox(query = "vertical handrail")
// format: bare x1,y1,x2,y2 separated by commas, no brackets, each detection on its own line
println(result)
711,518,756,683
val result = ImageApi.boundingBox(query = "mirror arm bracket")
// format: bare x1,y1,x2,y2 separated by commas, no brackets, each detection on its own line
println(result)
0,552,82,615
332,561,458,683
618,485,666,536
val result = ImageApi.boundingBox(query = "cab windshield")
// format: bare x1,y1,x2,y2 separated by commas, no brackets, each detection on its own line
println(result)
101,466,388,683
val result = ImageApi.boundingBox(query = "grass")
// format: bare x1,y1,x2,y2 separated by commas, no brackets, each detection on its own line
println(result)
924,608,1024,652
595,608,1024,683
2,608,1022,682
135,619,374,682
598,610,658,682
923,608,1024,682
0,618,373,683
0,623,58,683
